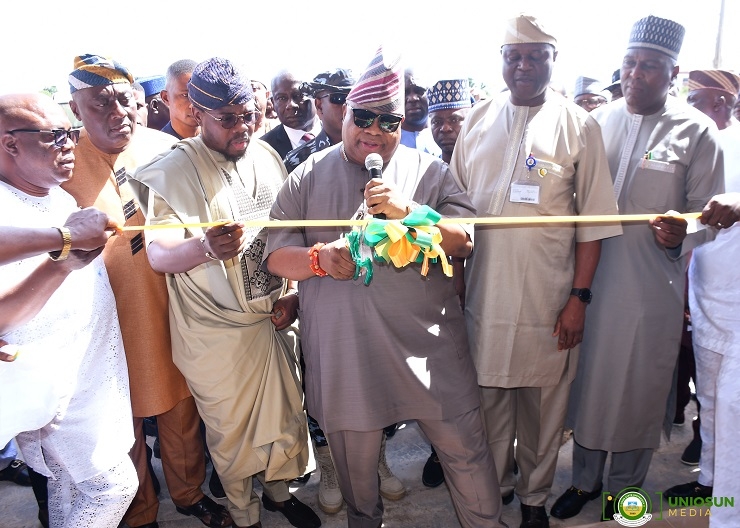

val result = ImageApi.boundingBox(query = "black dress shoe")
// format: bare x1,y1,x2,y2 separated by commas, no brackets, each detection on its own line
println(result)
520,504,549,528
209,469,226,499
502,490,515,505
664,481,713,499
422,447,445,488
550,485,603,519
262,494,321,528
0,459,32,486
290,471,313,485
176,495,233,528
681,437,702,465
384,423,399,439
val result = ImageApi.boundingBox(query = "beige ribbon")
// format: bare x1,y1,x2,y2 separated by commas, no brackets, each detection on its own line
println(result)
120,212,702,231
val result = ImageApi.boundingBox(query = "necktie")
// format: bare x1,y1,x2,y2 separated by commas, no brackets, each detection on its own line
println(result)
301,132,314,144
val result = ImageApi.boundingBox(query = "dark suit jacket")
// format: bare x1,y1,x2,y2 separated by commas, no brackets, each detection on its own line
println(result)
261,124,293,159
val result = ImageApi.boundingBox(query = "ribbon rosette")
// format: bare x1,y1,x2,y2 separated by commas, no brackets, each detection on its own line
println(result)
357,205,452,282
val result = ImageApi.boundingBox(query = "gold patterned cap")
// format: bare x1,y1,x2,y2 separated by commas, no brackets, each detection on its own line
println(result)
688,70,740,97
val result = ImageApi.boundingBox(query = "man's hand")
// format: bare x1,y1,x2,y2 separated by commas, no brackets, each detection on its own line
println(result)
202,222,246,260
553,297,587,351
364,179,411,219
318,239,355,280
53,247,105,272
649,212,688,249
271,292,299,331
700,192,740,229
0,339,18,362
64,207,120,251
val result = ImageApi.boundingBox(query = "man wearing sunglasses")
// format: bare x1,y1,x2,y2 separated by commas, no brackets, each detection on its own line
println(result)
63,54,231,528
284,69,353,173
266,47,506,528
130,57,320,528
0,91,137,528
262,70,318,159
450,14,621,528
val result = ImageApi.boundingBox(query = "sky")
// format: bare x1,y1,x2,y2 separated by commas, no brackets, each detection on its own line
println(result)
2,0,738,99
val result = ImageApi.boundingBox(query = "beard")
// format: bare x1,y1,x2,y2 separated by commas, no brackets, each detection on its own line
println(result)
224,151,246,163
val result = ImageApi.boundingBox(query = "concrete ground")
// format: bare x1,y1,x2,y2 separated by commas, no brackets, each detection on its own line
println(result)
1,400,709,528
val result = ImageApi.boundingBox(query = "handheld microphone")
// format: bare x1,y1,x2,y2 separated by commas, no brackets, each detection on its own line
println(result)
365,153,385,219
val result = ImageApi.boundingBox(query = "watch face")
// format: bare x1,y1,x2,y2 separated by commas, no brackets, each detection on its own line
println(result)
579,289,592,303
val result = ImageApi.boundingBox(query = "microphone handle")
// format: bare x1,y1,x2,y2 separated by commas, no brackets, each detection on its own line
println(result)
369,168,386,219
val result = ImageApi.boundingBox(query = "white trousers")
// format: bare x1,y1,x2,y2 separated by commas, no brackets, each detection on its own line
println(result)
47,454,137,528
694,344,719,487
700,346,740,528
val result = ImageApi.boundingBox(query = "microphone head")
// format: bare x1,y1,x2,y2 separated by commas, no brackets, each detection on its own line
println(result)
365,153,383,172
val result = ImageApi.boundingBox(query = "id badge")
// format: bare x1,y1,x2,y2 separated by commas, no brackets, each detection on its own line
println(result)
510,180,540,204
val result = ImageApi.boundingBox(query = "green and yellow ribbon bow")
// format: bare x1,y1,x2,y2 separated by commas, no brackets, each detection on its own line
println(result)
348,205,452,284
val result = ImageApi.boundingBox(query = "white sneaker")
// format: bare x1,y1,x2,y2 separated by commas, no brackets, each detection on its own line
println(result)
378,435,406,500
315,445,344,513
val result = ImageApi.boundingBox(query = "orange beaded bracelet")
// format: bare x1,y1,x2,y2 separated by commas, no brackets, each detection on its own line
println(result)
308,242,328,277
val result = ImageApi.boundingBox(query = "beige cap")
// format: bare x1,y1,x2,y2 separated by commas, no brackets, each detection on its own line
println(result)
502,14,557,49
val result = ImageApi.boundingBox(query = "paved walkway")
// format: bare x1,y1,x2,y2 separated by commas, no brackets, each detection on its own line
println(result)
1,401,709,528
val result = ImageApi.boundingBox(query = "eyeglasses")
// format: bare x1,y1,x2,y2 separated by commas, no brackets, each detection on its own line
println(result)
351,108,403,133
575,97,607,108
318,92,347,105
7,128,80,148
204,110,260,129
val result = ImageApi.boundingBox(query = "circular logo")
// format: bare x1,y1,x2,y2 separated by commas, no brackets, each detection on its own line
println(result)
612,487,653,527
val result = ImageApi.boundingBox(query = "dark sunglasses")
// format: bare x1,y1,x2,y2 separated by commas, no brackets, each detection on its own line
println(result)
318,92,347,105
205,110,261,129
7,128,80,148
351,108,402,133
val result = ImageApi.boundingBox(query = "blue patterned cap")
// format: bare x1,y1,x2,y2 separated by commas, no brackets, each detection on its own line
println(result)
574,76,605,98
628,15,685,60
137,75,166,97
68,54,134,93
427,79,472,113
188,57,253,111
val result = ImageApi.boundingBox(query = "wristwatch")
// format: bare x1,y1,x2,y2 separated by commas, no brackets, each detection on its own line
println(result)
570,288,593,304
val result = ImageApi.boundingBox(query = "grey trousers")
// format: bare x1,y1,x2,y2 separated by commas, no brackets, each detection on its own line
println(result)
480,367,571,507
571,440,654,494
326,407,507,528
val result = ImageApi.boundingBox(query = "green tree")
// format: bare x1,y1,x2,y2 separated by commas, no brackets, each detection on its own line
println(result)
41,85,58,98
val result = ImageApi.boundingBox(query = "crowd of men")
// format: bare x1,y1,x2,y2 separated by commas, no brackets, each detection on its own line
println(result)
0,11,739,528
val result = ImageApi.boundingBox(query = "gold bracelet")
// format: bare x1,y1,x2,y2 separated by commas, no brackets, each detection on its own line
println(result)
48,227,72,261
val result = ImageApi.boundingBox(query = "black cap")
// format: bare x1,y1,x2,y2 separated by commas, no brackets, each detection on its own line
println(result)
606,69,621,91
309,68,356,94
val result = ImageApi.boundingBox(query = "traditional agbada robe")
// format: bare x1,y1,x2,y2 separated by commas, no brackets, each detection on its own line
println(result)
266,145,480,434
0,183,133,482
129,136,308,485
567,97,724,452
450,91,622,388
687,122,740,528
61,127,191,417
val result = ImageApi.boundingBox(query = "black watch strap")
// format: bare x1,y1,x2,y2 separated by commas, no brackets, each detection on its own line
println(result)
570,288,592,304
